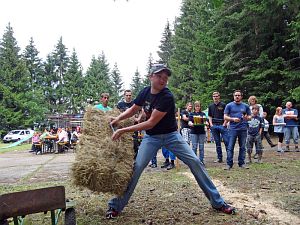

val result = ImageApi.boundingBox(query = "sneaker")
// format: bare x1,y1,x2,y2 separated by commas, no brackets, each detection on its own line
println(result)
214,159,223,163
161,161,170,168
150,164,157,168
214,203,236,215
106,207,119,219
253,153,258,159
166,163,175,170
239,164,249,169
224,165,232,170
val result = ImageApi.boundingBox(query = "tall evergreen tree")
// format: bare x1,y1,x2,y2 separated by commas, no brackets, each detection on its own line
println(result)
157,21,173,66
64,49,84,114
111,63,123,104
130,68,143,97
52,37,70,112
84,52,112,106
22,37,43,91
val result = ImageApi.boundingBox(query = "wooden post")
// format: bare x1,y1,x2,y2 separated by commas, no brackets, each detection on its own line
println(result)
176,108,180,170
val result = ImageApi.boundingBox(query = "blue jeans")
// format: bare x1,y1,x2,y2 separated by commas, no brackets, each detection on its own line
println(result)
190,133,206,162
162,147,176,160
227,129,247,167
108,131,224,211
284,126,299,145
210,125,229,160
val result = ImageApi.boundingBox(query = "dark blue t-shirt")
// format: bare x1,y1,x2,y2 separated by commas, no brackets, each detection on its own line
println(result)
224,102,251,130
117,100,133,112
247,115,264,136
134,86,177,135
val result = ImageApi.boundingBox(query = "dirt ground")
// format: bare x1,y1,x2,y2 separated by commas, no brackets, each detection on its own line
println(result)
0,140,299,225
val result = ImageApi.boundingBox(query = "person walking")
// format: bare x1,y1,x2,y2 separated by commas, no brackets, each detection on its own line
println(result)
224,90,251,170
106,64,236,219
208,91,228,163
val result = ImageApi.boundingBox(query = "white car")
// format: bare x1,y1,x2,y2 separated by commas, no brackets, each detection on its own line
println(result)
3,130,34,143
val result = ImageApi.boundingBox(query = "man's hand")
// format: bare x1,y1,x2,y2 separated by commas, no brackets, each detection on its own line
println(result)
110,117,120,127
112,129,125,141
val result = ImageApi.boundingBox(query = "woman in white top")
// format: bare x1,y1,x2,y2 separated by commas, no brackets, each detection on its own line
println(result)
273,107,286,152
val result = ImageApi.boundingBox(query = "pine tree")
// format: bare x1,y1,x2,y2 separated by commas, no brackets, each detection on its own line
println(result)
157,21,173,66
111,63,124,104
64,49,84,114
130,68,143,97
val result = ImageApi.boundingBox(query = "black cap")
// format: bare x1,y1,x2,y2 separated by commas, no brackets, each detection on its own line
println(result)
149,64,171,76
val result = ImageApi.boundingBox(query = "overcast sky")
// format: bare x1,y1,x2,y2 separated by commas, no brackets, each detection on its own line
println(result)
0,0,182,88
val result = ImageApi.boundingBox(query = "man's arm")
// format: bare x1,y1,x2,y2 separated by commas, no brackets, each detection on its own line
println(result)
112,109,166,140
111,104,142,125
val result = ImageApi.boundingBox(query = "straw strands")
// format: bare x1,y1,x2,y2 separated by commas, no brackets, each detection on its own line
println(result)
71,107,135,196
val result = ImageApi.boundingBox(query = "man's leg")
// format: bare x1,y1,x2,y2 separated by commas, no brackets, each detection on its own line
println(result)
284,127,291,151
226,130,237,168
165,132,224,208
237,130,247,167
108,135,161,212
291,126,299,148
211,126,222,161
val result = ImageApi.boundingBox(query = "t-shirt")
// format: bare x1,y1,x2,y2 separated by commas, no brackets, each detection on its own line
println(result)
283,108,298,126
95,103,112,112
189,111,207,134
117,100,133,112
247,115,264,136
224,102,251,130
180,109,191,129
133,86,177,135
208,102,226,125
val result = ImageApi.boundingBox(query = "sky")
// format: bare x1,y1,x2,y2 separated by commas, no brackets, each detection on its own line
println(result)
0,0,182,88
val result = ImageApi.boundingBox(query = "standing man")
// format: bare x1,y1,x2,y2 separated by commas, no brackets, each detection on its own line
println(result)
208,91,229,163
95,93,112,112
117,90,134,112
224,90,251,170
283,101,299,151
106,64,236,219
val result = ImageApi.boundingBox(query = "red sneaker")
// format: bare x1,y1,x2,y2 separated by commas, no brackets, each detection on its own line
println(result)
106,207,119,219
214,203,236,215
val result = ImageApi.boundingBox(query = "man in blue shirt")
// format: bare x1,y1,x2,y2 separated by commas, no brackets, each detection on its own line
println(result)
283,101,299,151
224,90,251,170
105,64,236,219
95,93,112,112
117,90,134,112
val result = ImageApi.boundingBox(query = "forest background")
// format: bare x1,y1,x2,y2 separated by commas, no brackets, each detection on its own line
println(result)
0,0,299,136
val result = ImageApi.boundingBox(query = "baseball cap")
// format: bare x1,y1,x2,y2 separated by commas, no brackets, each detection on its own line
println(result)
149,64,171,76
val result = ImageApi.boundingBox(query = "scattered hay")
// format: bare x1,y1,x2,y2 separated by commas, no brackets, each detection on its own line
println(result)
71,107,135,196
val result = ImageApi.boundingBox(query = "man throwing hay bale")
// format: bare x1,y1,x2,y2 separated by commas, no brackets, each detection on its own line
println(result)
71,107,135,196
106,64,236,219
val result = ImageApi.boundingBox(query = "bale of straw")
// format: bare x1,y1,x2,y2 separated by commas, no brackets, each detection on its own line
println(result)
71,107,135,196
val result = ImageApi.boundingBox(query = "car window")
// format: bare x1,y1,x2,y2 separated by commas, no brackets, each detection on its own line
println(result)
20,131,25,135
26,131,30,134
10,130,21,134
